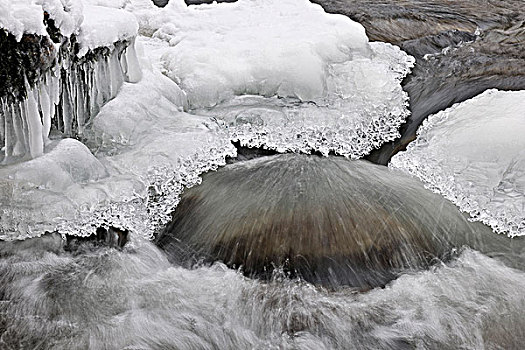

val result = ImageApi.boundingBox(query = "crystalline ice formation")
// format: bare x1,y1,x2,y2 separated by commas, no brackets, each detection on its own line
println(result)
0,0,142,163
143,0,415,157
0,39,141,162
1,0,415,239
194,43,413,158
0,65,235,240
390,89,525,237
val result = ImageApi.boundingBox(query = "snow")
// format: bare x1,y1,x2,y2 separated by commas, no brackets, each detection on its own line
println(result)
0,0,47,41
77,5,138,56
0,0,83,40
157,0,369,107
140,0,415,157
390,89,525,237
0,1,137,56
40,0,84,38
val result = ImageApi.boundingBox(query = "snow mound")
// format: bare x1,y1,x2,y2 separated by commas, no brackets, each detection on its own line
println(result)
0,0,83,40
77,5,138,56
390,89,525,237
140,0,414,157
157,0,369,108
0,1,137,56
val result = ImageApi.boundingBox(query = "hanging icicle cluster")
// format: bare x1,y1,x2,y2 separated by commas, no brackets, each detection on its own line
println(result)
0,28,141,163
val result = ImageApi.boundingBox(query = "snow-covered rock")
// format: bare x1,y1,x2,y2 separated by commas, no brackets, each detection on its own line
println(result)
390,89,525,237
77,5,138,56
132,0,414,158
0,1,137,54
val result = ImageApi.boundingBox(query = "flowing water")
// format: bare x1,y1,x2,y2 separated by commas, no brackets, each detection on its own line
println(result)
157,154,523,289
1,154,524,349
1,225,524,349
310,0,525,163
2,0,525,349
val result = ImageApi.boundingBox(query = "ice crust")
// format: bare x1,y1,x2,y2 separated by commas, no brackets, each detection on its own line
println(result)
138,0,414,157
390,89,525,237
194,42,413,157
0,51,235,240
2,0,414,239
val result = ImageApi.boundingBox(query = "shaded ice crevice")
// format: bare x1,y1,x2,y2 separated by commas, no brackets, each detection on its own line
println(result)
0,39,142,163
390,89,525,237
0,0,142,162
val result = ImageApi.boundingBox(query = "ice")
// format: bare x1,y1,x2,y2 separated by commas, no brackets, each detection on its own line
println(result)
390,89,525,237
0,44,235,240
1,38,141,162
2,0,414,238
136,0,414,157
0,138,107,239
1,72,58,161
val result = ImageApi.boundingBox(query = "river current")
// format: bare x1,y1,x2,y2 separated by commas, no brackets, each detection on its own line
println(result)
1,1,524,349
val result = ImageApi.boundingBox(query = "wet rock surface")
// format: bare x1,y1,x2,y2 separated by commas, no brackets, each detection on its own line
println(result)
156,154,518,289
0,31,56,103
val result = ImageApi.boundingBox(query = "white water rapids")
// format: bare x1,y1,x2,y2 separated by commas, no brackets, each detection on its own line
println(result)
1,1,524,349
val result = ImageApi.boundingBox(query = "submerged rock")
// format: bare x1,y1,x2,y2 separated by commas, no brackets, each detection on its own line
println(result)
156,154,516,289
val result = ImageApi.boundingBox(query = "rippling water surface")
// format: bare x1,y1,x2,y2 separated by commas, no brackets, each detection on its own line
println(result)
2,1,525,349
1,234,524,349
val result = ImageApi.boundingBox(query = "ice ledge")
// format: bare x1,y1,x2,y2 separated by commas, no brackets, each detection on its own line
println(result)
390,89,525,237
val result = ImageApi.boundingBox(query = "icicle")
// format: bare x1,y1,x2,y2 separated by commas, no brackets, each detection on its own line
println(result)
97,55,111,105
24,83,44,158
122,38,142,83
3,101,15,160
39,74,52,142
76,68,86,135
62,69,74,136
0,36,142,163
0,99,5,153
109,49,124,99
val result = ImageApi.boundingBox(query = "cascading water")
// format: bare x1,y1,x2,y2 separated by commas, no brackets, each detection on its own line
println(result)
157,154,523,289
1,0,525,349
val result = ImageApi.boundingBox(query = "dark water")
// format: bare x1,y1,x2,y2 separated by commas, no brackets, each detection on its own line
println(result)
311,0,525,163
